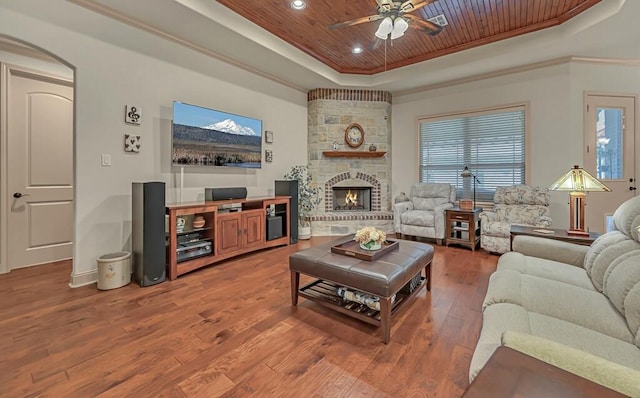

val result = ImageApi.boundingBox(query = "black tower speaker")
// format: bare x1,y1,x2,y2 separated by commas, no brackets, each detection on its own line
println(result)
132,182,166,287
275,180,298,244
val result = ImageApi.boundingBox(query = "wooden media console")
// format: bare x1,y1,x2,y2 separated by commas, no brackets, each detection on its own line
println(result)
166,196,290,280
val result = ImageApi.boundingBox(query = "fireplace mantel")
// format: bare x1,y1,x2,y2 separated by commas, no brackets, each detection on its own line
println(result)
322,151,386,158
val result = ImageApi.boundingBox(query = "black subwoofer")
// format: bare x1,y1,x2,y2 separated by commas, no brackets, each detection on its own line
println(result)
132,182,166,287
266,216,283,241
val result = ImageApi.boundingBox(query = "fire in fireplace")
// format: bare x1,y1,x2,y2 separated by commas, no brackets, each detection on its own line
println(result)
333,187,371,211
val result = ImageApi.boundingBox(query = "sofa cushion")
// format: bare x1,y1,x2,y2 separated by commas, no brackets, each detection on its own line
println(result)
483,270,634,343
400,210,434,227
494,185,550,205
481,221,510,238
469,303,640,382
627,283,640,348
409,183,454,211
501,331,640,397
493,204,550,225
497,252,595,290
511,236,588,268
585,232,640,291
601,250,640,347
613,195,640,240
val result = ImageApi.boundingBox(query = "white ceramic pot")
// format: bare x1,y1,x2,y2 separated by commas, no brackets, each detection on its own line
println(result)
299,225,311,240
360,241,381,251
176,217,186,232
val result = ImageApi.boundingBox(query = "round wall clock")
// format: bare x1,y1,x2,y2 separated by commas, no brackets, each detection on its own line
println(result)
345,123,365,148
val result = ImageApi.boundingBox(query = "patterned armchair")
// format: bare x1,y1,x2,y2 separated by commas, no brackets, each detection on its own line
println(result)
480,185,552,254
394,183,456,245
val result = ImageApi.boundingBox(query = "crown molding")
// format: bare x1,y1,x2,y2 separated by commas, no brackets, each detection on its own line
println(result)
394,56,640,97
67,0,307,93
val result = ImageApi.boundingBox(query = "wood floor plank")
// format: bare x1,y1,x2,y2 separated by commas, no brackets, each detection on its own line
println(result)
0,237,497,397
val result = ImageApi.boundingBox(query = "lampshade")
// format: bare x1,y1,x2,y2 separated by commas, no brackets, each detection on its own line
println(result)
549,165,611,192
375,17,393,39
460,166,472,178
390,17,409,40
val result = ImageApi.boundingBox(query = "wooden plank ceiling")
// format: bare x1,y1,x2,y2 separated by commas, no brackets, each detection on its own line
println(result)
216,0,601,75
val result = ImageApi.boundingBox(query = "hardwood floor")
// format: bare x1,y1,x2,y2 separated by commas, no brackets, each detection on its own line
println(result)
0,237,498,397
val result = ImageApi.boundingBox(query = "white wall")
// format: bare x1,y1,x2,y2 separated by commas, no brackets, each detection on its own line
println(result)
0,5,307,285
392,60,640,230
393,63,573,227
392,62,640,232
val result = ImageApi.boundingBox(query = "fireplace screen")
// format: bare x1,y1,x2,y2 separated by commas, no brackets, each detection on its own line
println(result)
333,187,371,211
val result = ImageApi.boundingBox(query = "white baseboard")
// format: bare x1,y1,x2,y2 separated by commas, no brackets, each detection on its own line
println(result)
69,268,97,288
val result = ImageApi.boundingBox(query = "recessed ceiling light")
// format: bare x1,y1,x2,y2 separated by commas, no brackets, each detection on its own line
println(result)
290,0,306,10
352,47,363,54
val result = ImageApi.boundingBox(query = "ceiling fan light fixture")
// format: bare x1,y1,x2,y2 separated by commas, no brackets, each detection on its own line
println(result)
390,17,408,39
290,0,306,10
375,16,393,39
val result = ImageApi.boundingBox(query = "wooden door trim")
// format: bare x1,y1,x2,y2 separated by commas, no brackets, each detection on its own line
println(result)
583,91,638,179
0,63,8,274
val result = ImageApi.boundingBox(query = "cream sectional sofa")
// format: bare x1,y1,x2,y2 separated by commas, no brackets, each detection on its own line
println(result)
470,195,640,396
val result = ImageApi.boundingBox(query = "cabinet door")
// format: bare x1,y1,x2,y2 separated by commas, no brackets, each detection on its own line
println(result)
216,214,242,254
243,211,264,249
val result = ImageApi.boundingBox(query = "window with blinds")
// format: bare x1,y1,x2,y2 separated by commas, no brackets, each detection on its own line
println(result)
418,105,526,202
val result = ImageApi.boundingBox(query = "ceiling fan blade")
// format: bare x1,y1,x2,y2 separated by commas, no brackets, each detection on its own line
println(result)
400,0,437,13
369,37,383,51
328,14,383,30
405,14,443,35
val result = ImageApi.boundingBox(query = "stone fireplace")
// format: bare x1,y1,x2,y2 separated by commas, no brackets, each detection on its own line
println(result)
306,89,394,236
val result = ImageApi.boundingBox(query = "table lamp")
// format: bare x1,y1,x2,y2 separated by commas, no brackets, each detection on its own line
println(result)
460,166,481,209
549,165,611,235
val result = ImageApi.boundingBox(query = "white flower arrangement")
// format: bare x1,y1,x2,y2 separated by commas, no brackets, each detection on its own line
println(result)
354,226,387,249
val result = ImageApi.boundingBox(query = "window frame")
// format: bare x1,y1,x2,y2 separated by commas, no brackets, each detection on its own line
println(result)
416,102,530,204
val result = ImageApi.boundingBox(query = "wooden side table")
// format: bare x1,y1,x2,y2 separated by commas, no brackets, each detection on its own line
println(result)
463,346,625,397
445,207,482,251
510,225,600,250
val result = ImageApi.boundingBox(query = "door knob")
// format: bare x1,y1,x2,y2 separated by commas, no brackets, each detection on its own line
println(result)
13,192,30,198
630,187,637,191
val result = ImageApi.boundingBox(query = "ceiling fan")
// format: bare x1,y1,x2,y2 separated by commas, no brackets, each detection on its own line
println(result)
328,0,443,42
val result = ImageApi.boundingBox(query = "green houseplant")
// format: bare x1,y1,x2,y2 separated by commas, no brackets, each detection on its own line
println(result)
284,165,322,238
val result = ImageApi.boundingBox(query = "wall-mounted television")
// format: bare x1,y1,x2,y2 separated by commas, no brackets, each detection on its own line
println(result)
172,101,262,169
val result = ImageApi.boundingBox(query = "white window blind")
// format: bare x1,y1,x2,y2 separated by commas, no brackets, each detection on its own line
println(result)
418,105,526,202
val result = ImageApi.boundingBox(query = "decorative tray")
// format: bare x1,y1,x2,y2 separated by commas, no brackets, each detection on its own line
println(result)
330,239,399,261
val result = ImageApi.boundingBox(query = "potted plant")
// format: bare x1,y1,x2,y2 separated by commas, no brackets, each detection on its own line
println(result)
284,164,322,239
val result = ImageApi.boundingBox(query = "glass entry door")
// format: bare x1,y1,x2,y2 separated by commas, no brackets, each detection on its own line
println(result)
584,94,636,233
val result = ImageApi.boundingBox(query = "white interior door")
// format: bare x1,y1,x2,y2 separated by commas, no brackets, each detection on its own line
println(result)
7,66,73,269
584,94,636,233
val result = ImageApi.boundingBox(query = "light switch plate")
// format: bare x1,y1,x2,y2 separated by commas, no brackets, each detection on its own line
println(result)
101,154,111,166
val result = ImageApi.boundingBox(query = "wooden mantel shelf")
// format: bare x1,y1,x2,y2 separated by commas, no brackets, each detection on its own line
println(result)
322,151,387,158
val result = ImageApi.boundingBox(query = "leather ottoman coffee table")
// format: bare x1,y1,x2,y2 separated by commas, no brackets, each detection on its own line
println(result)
289,236,433,343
